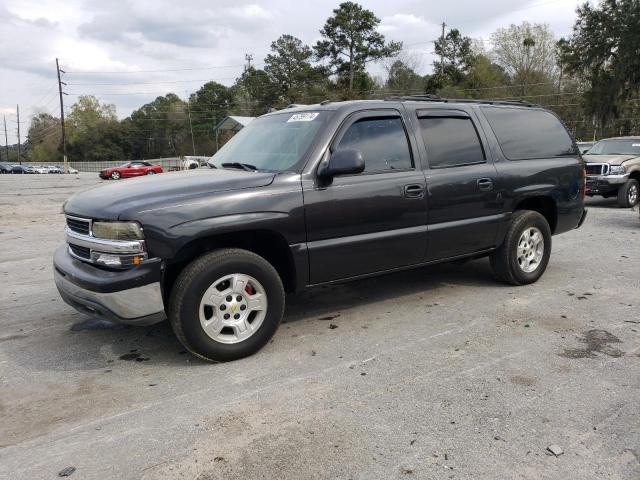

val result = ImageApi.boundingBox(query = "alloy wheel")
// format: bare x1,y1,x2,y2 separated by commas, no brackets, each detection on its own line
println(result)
629,184,639,205
516,227,544,273
199,273,268,344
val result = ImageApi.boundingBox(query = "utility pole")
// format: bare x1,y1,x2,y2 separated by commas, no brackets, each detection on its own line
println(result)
56,58,68,173
244,53,253,71
3,116,8,162
440,22,446,77
16,105,21,165
186,92,196,156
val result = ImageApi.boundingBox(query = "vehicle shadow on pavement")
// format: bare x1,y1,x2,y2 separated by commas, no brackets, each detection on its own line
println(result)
284,258,495,324
6,314,203,373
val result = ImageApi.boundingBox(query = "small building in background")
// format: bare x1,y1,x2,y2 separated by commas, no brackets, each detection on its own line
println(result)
213,116,255,151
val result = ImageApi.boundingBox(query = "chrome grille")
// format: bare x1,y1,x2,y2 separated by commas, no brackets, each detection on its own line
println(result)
585,163,609,176
69,244,91,259
66,216,91,235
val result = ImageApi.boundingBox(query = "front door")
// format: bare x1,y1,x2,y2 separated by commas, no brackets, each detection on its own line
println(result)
414,108,502,261
303,110,428,284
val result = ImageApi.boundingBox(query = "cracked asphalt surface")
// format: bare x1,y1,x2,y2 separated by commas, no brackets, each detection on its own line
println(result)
0,174,639,479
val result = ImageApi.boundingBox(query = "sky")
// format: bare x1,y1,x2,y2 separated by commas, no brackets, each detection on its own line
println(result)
0,0,584,144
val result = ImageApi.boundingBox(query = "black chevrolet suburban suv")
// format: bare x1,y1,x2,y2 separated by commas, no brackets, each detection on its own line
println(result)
54,98,587,361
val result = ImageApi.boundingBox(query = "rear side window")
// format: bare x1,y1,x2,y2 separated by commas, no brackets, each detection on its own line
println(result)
336,117,413,172
418,117,485,168
482,107,576,160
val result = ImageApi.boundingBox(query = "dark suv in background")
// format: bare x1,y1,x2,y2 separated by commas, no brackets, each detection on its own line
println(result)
54,98,587,362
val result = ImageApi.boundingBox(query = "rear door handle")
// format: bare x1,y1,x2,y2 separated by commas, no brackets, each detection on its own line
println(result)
403,184,426,198
477,178,494,191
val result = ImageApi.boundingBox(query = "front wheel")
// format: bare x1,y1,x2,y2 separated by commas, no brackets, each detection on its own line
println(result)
146,170,155,175
490,210,552,285
111,171,121,180
617,179,639,208
168,248,285,362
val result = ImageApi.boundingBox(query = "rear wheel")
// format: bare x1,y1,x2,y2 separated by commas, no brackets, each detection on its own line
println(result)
169,248,285,362
617,179,639,208
146,170,155,175
111,171,120,180
490,210,552,285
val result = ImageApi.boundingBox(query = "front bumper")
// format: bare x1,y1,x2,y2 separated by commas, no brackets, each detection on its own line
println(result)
586,173,629,194
53,246,166,325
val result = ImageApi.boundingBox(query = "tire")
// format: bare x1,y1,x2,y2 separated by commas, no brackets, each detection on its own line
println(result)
168,248,285,362
490,210,552,286
617,179,639,208
111,171,121,180
146,170,155,175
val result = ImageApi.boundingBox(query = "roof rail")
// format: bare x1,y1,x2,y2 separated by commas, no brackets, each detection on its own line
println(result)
385,95,538,108
286,103,307,109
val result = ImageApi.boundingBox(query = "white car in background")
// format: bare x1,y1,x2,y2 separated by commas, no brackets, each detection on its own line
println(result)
34,166,49,174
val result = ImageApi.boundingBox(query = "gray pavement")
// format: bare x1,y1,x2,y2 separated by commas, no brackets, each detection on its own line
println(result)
0,173,638,479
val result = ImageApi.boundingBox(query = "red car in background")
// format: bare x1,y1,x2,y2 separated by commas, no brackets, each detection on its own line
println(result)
99,161,163,180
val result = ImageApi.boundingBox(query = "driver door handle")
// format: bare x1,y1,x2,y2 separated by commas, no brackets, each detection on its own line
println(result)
403,184,426,198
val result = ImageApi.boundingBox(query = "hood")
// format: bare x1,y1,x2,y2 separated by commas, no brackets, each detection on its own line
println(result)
583,154,637,165
65,168,275,219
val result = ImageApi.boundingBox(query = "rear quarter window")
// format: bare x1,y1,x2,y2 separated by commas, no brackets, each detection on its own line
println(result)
481,107,576,160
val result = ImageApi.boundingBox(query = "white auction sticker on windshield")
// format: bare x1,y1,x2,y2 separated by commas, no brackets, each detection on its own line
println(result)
287,112,319,122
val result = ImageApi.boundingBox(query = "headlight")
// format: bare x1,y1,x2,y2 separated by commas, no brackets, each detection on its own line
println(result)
609,165,625,175
92,221,144,240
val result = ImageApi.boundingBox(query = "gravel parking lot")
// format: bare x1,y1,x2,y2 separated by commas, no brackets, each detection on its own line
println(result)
0,173,638,480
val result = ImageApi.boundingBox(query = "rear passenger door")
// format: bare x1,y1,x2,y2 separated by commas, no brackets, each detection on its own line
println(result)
304,110,428,284
415,109,503,261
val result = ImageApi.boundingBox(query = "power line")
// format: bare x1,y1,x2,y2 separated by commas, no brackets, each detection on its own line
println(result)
64,63,262,75
67,77,238,86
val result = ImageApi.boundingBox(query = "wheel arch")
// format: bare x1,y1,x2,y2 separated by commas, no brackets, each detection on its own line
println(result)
163,229,297,303
513,195,558,234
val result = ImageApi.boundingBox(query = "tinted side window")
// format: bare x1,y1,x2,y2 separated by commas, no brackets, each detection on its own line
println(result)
336,117,413,172
418,117,485,168
482,107,576,160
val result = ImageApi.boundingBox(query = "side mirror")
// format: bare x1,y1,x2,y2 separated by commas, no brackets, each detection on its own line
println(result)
318,149,365,178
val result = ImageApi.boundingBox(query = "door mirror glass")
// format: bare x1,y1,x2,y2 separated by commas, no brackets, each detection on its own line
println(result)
320,149,365,177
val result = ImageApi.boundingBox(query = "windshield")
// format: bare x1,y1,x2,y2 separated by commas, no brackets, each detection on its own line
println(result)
586,140,640,156
208,111,331,172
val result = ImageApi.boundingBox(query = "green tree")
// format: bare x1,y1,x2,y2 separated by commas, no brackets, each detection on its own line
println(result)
66,95,117,144
559,0,640,125
66,95,124,161
315,2,402,92
384,55,425,94
460,55,510,98
433,28,476,86
189,81,234,154
491,22,558,95
124,94,190,159
233,67,279,116
26,112,61,162
265,34,328,104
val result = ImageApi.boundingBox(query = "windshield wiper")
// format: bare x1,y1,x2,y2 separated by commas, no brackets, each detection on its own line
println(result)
221,162,258,172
